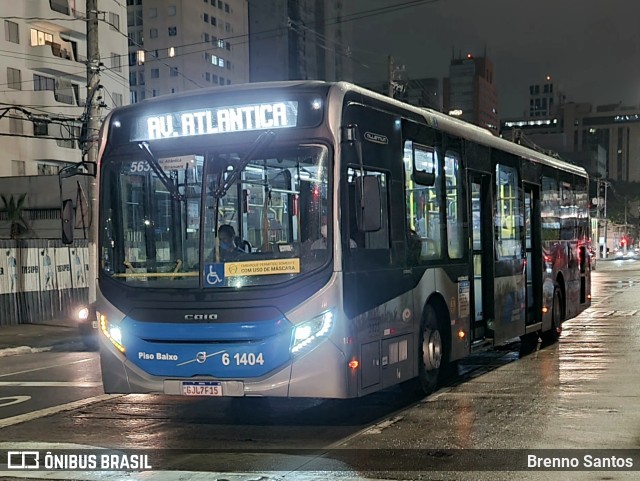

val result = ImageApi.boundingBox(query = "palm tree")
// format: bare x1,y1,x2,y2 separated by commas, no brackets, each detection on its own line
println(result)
1,194,28,239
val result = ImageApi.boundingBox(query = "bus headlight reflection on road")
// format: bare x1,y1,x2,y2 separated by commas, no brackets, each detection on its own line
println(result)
291,310,333,357
99,313,126,353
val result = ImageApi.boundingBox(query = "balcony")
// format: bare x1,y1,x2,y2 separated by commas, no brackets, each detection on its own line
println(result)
49,42,73,60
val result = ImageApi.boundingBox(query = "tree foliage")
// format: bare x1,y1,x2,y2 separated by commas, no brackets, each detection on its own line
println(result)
1,193,29,239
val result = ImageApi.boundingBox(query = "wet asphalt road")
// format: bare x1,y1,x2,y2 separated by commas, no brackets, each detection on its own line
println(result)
1,259,639,480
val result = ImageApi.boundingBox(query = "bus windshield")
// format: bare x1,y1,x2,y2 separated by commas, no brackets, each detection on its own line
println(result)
100,143,330,288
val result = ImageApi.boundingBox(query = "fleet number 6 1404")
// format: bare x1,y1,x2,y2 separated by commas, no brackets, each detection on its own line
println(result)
221,352,265,366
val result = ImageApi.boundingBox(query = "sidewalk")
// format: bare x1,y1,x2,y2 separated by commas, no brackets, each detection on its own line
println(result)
0,315,84,355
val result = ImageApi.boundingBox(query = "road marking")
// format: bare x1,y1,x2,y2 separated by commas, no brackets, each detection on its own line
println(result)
0,396,30,408
0,358,94,379
0,394,121,429
361,415,404,435
0,382,102,388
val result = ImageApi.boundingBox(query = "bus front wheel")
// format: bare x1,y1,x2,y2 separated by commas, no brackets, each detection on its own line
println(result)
418,304,443,394
541,285,563,343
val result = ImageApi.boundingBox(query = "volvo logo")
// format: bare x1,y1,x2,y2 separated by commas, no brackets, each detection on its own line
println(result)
364,131,388,145
184,313,218,320
196,351,207,364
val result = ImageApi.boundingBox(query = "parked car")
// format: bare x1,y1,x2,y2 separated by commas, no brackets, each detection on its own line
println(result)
76,303,98,350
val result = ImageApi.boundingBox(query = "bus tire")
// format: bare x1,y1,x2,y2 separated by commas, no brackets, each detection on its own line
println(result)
541,285,563,344
417,303,444,395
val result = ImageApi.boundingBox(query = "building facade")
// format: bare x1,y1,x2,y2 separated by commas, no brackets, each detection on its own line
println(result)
248,0,351,82
443,54,499,135
127,0,250,104
528,77,563,118
0,0,129,177
502,102,640,182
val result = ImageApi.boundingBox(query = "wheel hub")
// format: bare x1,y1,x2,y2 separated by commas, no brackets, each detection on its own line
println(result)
423,329,442,370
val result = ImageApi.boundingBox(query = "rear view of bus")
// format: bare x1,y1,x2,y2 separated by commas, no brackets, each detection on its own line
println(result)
96,82,350,397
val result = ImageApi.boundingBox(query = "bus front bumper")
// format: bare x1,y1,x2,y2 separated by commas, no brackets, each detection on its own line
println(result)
99,338,349,398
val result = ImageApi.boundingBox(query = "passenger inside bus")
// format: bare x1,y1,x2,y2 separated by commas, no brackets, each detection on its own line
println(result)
216,224,249,259
311,219,357,250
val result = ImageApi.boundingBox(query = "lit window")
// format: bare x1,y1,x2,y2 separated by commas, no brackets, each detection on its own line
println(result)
30,28,53,46
217,39,224,48
168,47,175,57
211,55,218,65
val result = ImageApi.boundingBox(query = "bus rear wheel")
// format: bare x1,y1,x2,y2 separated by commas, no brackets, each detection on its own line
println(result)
417,304,443,394
541,285,563,343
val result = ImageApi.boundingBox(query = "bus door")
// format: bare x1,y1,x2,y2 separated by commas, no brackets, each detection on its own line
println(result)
468,171,494,341
493,162,526,344
524,183,543,328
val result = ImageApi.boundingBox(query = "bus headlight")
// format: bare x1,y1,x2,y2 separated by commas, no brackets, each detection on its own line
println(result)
99,313,126,353
291,310,334,357
77,307,89,321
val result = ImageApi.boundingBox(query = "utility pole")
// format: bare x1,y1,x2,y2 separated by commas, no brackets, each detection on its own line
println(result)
603,180,609,259
86,0,100,305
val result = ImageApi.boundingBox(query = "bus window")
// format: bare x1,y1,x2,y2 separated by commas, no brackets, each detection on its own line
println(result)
495,164,523,260
404,140,441,261
445,151,463,259
101,145,330,288
541,176,560,242
347,168,389,268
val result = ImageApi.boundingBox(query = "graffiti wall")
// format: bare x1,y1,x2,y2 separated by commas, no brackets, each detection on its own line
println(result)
0,240,88,326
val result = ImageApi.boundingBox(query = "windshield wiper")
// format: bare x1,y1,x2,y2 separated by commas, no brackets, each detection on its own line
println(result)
212,130,276,199
138,142,185,201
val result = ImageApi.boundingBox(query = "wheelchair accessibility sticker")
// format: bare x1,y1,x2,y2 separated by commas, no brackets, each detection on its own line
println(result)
204,263,225,287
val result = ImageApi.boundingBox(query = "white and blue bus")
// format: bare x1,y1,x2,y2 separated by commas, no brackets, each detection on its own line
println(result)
67,81,591,398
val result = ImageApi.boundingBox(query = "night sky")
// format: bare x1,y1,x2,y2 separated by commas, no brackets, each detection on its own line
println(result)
345,0,640,118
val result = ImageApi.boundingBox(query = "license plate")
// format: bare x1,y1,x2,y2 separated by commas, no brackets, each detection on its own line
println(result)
181,381,222,396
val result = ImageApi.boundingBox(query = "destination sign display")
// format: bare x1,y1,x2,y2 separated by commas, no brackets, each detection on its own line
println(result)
131,101,299,141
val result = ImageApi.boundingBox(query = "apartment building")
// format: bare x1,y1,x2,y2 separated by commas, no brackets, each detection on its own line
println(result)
443,54,499,135
502,102,640,182
248,0,351,82
0,0,129,177
127,0,249,103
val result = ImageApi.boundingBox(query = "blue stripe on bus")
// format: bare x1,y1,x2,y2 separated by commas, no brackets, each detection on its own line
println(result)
122,318,293,378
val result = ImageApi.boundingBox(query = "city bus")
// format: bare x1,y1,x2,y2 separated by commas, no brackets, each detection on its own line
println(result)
64,81,591,398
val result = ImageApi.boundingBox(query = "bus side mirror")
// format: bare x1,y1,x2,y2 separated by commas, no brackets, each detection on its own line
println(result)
62,199,75,244
356,176,382,232
413,169,436,186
